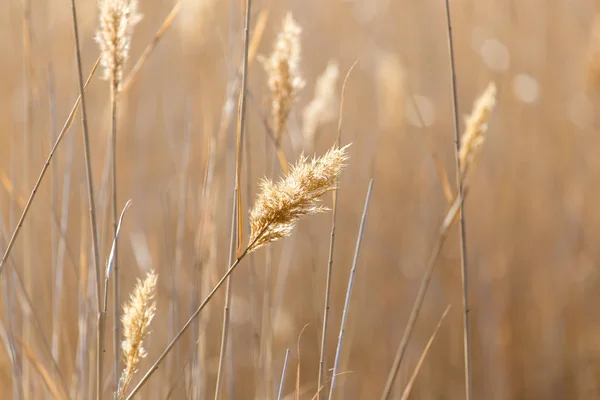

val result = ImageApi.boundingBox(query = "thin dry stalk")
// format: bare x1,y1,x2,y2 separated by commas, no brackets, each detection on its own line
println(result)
110,85,120,391
214,194,238,400
192,136,218,399
98,200,132,399
261,12,305,173
49,63,77,370
96,0,141,384
0,210,70,399
72,201,90,399
379,190,467,400
296,324,310,400
317,60,357,399
18,338,68,400
235,0,253,258
327,179,374,400
115,270,158,400
126,145,349,399
121,0,179,93
278,348,291,400
69,2,103,399
0,62,101,279
215,1,253,397
21,0,35,389
443,2,471,399
0,220,23,400
400,305,451,400
408,93,454,205
8,262,70,399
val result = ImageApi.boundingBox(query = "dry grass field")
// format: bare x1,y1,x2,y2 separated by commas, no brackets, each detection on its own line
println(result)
1,0,600,399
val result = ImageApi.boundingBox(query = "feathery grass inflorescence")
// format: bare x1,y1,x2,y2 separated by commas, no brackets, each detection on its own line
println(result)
123,144,350,399
247,144,349,253
302,60,340,151
458,82,497,181
261,12,305,171
262,12,305,138
96,0,141,91
115,270,157,400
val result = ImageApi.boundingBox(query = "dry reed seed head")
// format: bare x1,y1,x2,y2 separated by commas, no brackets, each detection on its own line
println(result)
247,144,350,253
375,51,407,129
261,12,306,140
302,60,340,150
458,82,497,177
96,0,142,91
117,270,157,398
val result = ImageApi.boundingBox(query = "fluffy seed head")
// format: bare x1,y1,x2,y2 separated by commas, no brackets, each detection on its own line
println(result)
116,270,157,399
248,144,349,253
261,12,305,140
302,60,340,151
459,82,497,179
96,0,142,91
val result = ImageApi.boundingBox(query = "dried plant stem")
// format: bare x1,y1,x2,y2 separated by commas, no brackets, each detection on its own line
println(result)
125,244,252,400
120,0,183,94
110,77,120,392
100,200,132,400
443,1,471,399
0,56,100,277
214,193,238,400
379,190,467,400
215,1,252,397
277,349,291,400
21,0,34,393
317,60,357,399
68,2,103,399
400,305,451,400
408,93,454,205
236,0,252,257
327,179,374,400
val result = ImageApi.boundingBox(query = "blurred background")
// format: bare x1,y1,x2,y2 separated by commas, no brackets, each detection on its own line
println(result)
1,0,600,399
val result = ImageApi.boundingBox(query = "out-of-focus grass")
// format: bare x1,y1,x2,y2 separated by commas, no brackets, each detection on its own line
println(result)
1,0,600,399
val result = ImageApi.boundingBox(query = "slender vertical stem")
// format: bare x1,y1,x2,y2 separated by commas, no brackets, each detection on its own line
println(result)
22,0,34,392
399,306,452,400
328,179,374,400
110,81,120,392
443,1,471,399
317,61,357,398
214,193,238,400
379,191,467,400
125,245,252,400
215,0,252,397
68,0,102,398
236,0,252,257
277,349,290,400
0,55,100,277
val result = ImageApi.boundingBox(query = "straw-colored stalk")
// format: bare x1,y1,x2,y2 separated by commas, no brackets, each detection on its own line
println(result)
96,0,141,383
261,12,305,172
115,270,158,400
